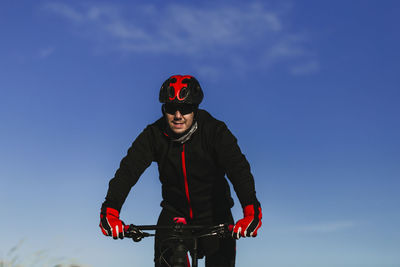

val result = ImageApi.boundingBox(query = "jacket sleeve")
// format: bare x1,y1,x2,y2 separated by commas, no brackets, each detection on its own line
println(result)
214,122,259,208
102,126,155,212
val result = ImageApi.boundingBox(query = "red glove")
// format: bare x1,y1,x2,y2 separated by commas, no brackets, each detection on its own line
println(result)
99,207,126,239
232,203,262,239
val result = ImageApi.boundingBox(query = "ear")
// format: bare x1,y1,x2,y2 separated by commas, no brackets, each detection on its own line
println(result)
161,104,166,115
193,105,199,119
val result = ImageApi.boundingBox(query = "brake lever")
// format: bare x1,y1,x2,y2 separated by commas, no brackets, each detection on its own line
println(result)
201,224,233,238
126,224,149,242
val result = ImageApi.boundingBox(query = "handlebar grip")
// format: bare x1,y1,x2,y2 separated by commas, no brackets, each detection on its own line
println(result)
125,224,149,242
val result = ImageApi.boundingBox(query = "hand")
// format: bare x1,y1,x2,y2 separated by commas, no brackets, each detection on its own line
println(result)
232,203,262,239
99,207,125,239
173,217,187,224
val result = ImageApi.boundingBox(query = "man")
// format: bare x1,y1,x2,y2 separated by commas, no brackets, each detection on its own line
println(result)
100,75,262,267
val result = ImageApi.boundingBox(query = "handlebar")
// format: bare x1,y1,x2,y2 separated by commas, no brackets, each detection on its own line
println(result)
124,223,234,242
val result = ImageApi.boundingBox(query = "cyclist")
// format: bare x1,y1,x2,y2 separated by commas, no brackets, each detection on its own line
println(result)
100,75,262,267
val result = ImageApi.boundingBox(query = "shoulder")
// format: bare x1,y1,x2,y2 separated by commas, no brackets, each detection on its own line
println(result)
137,116,165,140
148,116,165,130
197,109,226,128
197,109,231,142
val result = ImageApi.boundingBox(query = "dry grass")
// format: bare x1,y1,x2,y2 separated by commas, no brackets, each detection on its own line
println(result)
0,240,89,267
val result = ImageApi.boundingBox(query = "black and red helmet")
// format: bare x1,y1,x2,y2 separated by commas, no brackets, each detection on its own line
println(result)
159,75,204,105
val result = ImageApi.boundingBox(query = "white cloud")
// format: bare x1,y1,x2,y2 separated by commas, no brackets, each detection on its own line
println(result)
43,2,318,75
267,34,308,60
43,3,84,23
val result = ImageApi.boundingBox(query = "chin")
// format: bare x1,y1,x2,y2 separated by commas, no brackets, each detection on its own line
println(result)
172,128,186,134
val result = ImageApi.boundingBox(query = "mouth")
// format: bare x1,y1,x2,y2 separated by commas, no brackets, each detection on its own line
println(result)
172,121,185,128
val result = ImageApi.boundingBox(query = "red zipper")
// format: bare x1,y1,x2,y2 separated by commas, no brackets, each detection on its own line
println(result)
181,144,193,219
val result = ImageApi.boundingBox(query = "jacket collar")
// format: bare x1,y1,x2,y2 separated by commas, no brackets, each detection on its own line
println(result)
164,121,198,144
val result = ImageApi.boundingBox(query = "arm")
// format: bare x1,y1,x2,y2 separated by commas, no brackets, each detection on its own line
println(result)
214,122,257,207
100,126,155,239
102,126,155,211
214,122,262,238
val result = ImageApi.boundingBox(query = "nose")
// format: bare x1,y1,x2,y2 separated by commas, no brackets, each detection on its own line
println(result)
174,110,183,119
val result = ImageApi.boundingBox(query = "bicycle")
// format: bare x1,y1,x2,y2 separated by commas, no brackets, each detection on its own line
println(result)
124,222,234,267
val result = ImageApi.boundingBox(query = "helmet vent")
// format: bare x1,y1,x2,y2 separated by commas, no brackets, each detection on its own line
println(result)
178,87,188,100
167,86,175,99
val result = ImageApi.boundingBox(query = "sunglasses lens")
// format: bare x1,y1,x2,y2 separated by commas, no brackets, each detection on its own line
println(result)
179,104,195,115
164,104,195,115
164,104,176,114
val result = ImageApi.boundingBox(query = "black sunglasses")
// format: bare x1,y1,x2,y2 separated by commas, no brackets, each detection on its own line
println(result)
164,103,196,115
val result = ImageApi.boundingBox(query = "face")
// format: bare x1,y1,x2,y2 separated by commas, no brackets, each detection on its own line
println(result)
165,110,194,134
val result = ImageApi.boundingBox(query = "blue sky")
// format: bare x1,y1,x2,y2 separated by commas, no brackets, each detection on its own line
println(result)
1,1,399,266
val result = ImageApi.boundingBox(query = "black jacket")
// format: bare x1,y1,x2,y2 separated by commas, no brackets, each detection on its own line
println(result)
102,109,258,221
